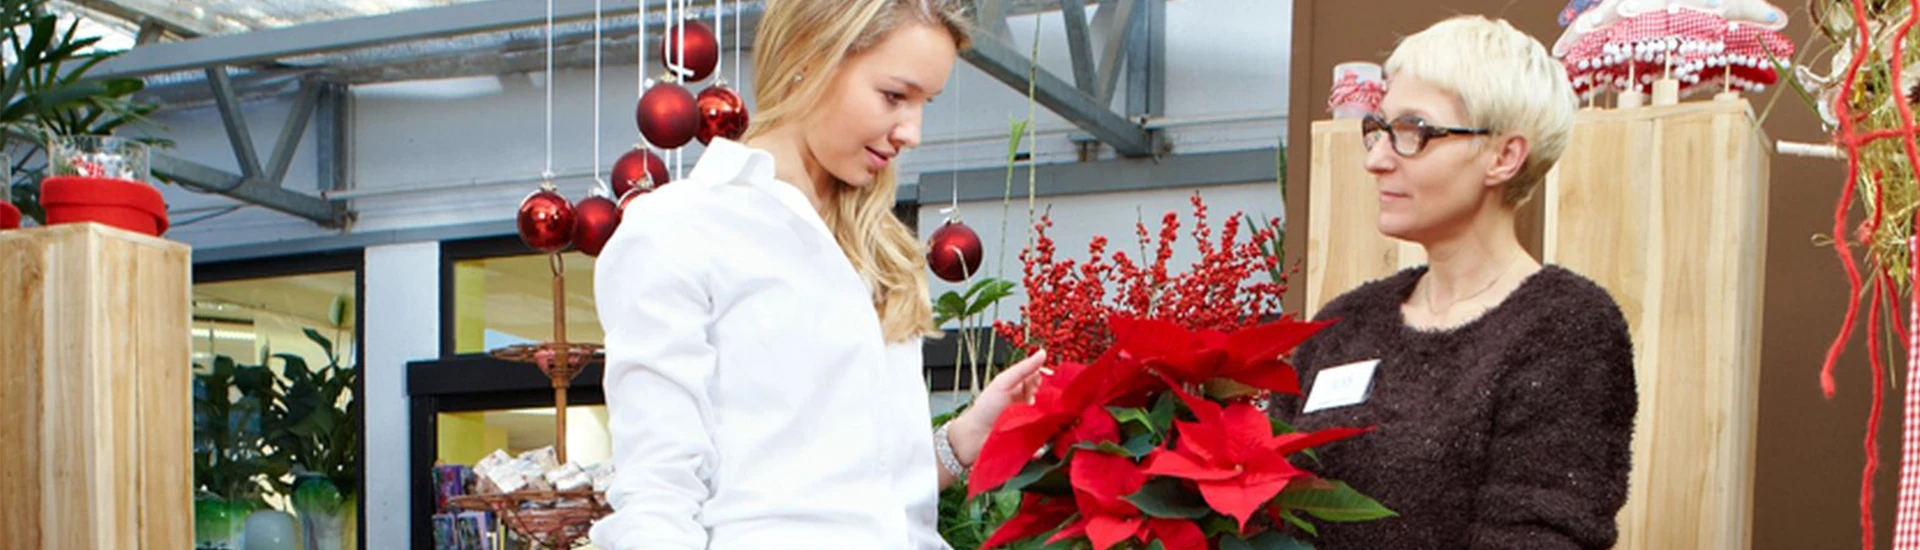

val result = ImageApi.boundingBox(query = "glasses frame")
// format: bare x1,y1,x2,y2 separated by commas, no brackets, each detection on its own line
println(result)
1361,114,1494,157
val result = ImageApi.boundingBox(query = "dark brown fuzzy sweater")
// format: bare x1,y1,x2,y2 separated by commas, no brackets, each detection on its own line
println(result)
1271,266,1636,549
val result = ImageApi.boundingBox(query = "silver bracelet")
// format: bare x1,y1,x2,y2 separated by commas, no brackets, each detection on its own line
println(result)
933,423,970,479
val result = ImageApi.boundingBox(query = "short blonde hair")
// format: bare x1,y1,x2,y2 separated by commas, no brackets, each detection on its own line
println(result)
1385,15,1575,206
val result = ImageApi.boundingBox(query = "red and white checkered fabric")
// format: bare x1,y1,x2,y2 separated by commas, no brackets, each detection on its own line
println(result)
1557,7,1793,98
1328,72,1385,115
1897,236,1920,549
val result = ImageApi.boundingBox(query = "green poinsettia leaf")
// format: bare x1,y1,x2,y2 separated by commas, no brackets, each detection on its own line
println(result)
1072,440,1136,457
1280,508,1318,537
1005,453,1071,495
1109,406,1156,434
1122,432,1159,457
1279,480,1396,523
1223,535,1313,550
1200,509,1239,537
1149,393,1178,433
1124,478,1210,519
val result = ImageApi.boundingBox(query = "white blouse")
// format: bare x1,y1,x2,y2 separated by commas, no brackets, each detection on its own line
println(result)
588,139,948,550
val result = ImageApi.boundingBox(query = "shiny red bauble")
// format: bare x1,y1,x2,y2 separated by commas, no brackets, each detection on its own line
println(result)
661,20,719,83
695,85,749,145
517,187,576,253
927,219,984,282
638,81,699,149
610,147,670,197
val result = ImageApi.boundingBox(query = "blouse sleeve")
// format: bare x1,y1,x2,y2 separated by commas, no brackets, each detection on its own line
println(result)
587,213,723,550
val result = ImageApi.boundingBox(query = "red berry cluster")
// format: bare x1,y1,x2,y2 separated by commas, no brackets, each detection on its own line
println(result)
994,194,1291,364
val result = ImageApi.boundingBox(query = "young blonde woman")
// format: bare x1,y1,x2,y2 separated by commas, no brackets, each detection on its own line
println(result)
590,1,1045,549
1275,16,1636,549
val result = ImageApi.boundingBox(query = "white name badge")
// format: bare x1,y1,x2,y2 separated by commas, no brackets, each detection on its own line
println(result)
1302,359,1381,413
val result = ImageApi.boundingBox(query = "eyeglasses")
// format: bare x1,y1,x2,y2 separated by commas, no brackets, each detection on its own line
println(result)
1361,114,1493,157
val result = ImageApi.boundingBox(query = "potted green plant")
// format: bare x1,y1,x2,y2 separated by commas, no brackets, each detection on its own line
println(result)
0,0,163,228
264,298,360,550
192,355,288,550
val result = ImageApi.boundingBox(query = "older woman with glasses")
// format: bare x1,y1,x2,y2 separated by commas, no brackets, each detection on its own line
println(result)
1272,15,1637,549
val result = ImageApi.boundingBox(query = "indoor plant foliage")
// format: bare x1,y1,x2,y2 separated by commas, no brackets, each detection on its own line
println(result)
0,0,163,223
192,354,285,549
192,302,360,550
267,328,361,550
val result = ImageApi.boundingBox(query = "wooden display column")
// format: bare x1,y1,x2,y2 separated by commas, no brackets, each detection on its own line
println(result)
1304,98,1768,548
0,223,192,549
1543,99,1768,550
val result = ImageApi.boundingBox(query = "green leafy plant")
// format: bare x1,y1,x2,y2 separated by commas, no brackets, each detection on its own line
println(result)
1,0,165,223
263,327,360,497
192,354,288,509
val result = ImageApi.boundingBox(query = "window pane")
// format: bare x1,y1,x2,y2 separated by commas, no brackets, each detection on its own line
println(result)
452,251,602,355
190,270,359,544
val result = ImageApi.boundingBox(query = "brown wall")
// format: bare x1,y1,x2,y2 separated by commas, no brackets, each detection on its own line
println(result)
1285,1,1890,547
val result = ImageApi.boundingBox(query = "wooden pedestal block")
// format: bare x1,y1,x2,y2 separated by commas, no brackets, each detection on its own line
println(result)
0,223,192,549
1305,99,1768,548
1543,99,1769,550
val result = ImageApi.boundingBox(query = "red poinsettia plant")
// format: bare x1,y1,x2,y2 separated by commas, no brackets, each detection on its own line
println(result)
972,196,1393,550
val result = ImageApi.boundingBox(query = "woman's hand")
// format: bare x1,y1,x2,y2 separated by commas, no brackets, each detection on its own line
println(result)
946,350,1049,465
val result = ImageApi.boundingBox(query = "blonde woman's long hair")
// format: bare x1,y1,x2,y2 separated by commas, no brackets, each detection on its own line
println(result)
745,0,972,343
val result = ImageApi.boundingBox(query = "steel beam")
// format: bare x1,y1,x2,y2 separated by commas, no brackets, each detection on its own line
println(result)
1058,0,1095,94
91,0,676,80
1127,0,1165,118
908,147,1278,205
962,36,1157,157
266,81,320,185
206,67,264,181
1092,0,1135,105
316,81,351,194
153,154,344,227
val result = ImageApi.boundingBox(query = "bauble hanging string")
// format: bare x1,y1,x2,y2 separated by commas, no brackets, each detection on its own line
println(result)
570,0,620,258
517,0,575,253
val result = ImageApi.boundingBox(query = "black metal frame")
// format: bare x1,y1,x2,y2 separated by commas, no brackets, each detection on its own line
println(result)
405,354,607,550
193,249,367,550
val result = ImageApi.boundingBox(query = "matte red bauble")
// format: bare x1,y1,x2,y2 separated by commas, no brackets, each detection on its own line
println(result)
695,85,748,145
638,81,699,149
571,194,621,257
927,219,984,282
610,147,670,197
517,187,575,253
661,20,719,83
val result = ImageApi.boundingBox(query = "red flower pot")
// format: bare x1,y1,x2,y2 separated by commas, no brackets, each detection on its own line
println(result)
40,176,168,236
0,202,19,230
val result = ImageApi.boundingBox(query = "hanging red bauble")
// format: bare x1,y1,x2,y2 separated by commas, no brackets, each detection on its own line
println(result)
695,84,749,145
638,80,699,149
610,147,670,197
517,187,576,253
927,219,984,282
571,193,622,257
661,20,720,83
619,188,648,211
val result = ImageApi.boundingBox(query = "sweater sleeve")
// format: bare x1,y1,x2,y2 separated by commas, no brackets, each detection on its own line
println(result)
1467,302,1636,549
